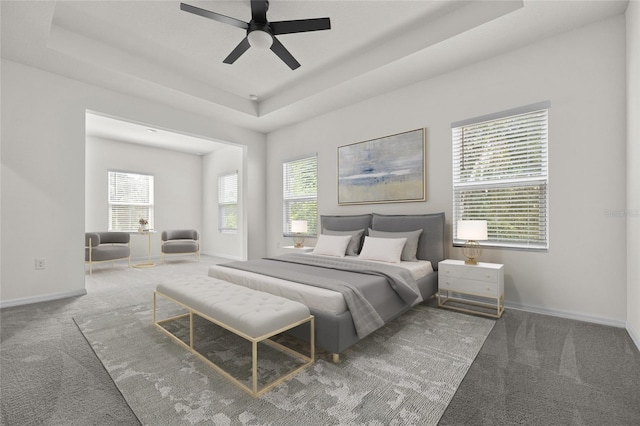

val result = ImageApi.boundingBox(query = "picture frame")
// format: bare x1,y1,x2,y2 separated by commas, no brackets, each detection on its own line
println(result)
338,128,426,205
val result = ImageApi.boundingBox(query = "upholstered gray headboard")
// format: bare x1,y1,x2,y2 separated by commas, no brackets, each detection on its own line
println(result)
320,212,445,269
371,213,445,268
320,214,372,233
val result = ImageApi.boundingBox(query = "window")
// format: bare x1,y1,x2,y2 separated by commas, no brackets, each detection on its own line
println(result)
108,171,154,231
218,171,238,232
283,154,318,236
452,102,549,250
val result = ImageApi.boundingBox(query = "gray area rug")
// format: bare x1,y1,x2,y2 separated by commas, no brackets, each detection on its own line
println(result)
75,302,494,425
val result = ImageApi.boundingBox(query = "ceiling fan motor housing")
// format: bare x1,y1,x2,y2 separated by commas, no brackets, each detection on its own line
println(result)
247,22,273,48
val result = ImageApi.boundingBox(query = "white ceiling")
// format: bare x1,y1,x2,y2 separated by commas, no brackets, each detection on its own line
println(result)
85,111,230,155
1,0,629,153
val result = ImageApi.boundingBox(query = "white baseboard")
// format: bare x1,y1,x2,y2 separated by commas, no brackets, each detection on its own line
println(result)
131,252,241,262
0,288,87,309
505,301,627,329
506,301,639,352
200,251,243,261
626,321,640,352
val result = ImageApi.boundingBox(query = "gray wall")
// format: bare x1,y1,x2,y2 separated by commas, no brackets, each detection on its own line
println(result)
626,1,640,347
85,136,203,261
1,59,266,306
86,137,245,262
266,15,628,326
202,145,245,260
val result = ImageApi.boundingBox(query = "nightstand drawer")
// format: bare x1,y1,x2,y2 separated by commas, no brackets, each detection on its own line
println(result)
439,277,498,297
439,264,499,283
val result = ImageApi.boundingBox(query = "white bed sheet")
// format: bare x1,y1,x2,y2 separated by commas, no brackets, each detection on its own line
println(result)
208,257,433,316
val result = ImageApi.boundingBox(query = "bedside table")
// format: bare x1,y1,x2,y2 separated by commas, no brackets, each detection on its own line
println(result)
438,259,504,318
281,245,313,253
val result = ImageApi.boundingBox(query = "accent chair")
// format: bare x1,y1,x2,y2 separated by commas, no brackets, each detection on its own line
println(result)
161,229,200,263
85,232,131,275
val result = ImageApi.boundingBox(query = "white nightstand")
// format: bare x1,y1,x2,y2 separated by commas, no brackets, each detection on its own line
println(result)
281,246,314,253
437,259,504,318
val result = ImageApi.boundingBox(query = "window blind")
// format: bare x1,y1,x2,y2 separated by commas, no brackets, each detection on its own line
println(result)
218,171,238,231
452,104,549,250
108,171,154,231
283,155,318,236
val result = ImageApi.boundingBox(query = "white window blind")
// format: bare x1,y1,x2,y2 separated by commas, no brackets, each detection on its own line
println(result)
283,155,317,236
218,171,238,232
452,102,549,250
108,171,154,231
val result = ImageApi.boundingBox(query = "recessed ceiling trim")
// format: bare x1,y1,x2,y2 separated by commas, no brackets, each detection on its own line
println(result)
85,111,229,155
47,21,256,117
259,0,524,118
1,0,627,134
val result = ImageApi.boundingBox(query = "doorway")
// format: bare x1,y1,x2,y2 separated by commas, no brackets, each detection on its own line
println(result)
84,111,246,272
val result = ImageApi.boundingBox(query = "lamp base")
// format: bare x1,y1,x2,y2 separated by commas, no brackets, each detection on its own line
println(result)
293,234,305,248
462,240,482,265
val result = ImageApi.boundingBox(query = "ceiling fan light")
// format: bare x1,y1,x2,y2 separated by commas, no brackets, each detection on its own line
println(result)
247,30,273,49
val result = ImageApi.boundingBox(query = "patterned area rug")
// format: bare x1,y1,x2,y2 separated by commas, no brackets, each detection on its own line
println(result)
74,302,494,425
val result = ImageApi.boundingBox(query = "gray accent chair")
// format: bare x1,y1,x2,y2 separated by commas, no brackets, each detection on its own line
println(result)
85,232,131,275
161,230,200,263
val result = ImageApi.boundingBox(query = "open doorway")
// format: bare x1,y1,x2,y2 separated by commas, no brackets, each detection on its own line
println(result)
84,111,246,272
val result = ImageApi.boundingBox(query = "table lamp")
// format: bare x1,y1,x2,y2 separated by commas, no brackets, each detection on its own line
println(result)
291,220,308,248
457,220,488,265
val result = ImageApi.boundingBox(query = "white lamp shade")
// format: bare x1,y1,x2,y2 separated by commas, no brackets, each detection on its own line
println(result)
291,220,308,233
247,30,273,49
457,220,488,240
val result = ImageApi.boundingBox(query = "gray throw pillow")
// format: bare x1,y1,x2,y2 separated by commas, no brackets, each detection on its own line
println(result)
368,228,423,261
322,228,365,256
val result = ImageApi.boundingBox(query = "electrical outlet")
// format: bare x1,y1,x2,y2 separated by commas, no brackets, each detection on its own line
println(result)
35,259,45,270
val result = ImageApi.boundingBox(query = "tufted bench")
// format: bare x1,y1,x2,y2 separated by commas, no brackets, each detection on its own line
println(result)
153,276,314,397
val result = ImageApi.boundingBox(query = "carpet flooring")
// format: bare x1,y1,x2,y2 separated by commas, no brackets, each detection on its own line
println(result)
2,256,640,425
439,307,640,425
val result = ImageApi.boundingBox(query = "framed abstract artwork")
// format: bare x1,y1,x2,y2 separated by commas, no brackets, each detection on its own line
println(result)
338,128,426,205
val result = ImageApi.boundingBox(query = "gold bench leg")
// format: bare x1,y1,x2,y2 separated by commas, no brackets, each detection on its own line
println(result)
190,312,194,349
252,341,258,395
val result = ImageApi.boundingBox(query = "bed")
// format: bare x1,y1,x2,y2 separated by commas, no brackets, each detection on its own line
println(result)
208,212,445,361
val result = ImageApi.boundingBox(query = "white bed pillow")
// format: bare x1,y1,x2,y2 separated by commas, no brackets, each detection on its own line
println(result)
312,234,352,257
368,228,423,261
358,236,407,263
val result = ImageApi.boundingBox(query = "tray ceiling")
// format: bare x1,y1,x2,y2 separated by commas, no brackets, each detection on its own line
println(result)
1,1,628,138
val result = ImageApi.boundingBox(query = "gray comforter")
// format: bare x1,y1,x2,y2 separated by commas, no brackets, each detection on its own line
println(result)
219,253,421,338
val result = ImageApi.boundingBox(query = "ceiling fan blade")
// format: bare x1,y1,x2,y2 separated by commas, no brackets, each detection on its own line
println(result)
270,37,301,70
271,18,331,35
250,0,268,23
223,37,251,64
180,3,248,30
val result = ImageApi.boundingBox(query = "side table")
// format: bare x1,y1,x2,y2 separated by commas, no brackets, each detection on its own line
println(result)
132,230,157,268
437,259,504,318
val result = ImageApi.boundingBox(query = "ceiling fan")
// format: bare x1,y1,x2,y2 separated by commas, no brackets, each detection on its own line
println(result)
180,1,331,70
